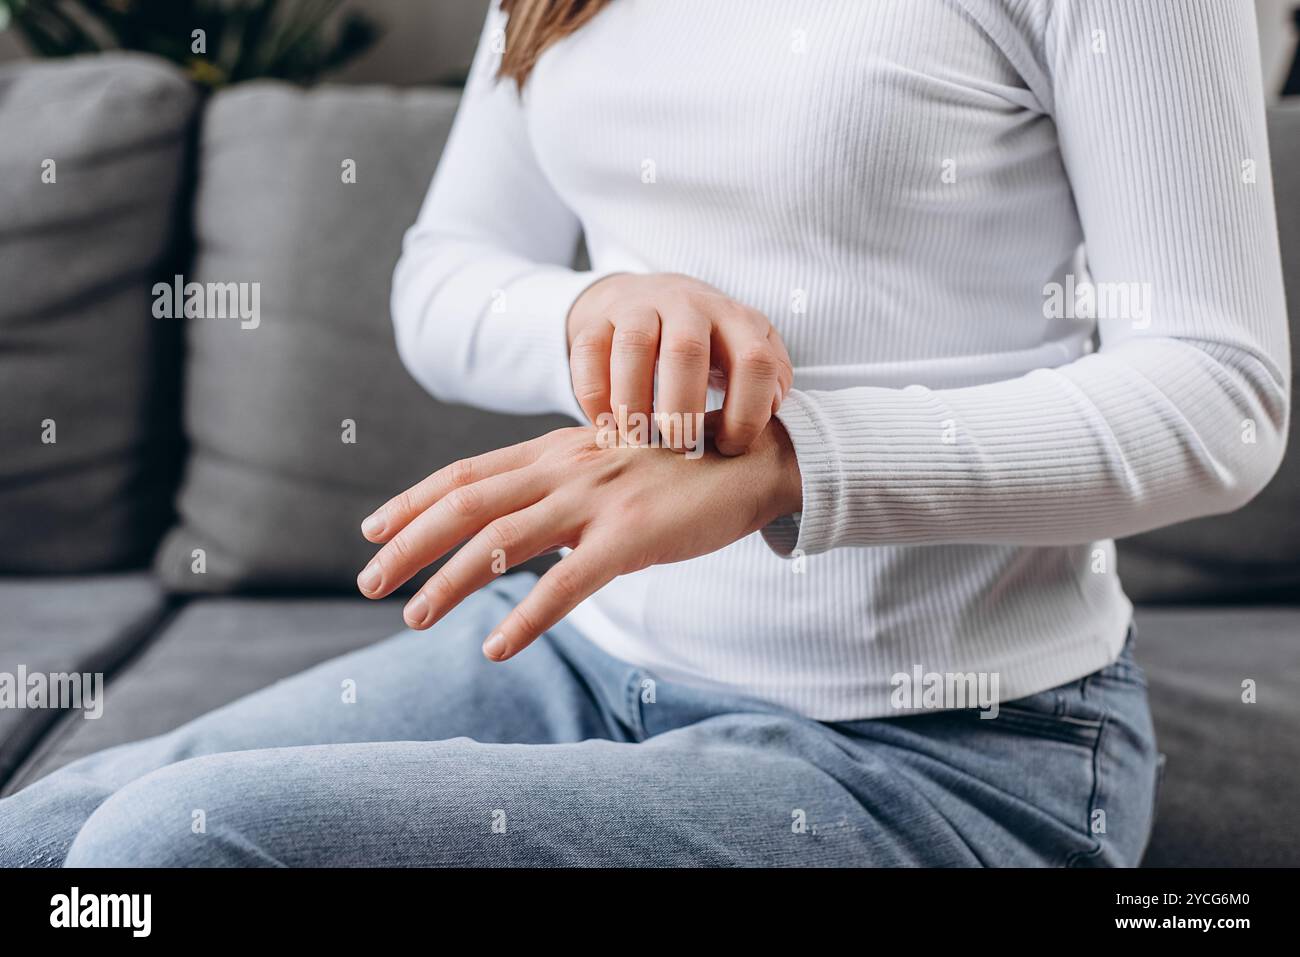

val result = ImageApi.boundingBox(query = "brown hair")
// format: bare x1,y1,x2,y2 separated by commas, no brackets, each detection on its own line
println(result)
496,0,612,90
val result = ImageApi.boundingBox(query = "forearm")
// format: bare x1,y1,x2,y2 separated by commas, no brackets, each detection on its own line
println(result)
764,336,1287,556
391,237,609,418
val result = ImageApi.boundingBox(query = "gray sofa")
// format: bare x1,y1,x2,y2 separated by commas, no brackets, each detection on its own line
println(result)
1,53,1297,867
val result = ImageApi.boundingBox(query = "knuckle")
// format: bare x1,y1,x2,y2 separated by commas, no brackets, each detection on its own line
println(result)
569,332,610,363
386,532,415,565
572,379,609,405
722,304,759,327
510,602,542,641
484,516,522,554
714,301,764,329
391,488,417,520
544,562,585,606
427,571,459,606
609,499,644,528
681,286,722,308
612,327,658,354
680,290,720,316
663,335,710,365
444,484,482,519
737,343,781,378
447,458,475,489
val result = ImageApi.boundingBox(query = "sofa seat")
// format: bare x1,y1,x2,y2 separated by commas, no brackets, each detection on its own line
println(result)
1132,606,1300,867
2,592,404,796
0,572,167,787
4,583,1298,867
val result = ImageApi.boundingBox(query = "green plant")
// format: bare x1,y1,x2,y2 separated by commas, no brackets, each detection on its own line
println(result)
0,0,380,87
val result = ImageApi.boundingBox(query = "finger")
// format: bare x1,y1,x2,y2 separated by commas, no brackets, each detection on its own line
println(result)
715,337,781,456
358,464,551,600
608,311,660,444
402,494,577,630
654,313,711,451
569,317,615,425
768,328,794,412
482,540,619,661
360,438,548,544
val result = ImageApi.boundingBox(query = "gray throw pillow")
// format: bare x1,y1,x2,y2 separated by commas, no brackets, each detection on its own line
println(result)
0,53,198,573
154,83,568,593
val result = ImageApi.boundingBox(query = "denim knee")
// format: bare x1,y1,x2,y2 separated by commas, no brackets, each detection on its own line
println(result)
64,754,282,868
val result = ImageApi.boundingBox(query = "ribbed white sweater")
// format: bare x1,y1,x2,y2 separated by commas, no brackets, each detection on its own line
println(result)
392,0,1290,720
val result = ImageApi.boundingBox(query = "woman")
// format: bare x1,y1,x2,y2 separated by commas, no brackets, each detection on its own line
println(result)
1,0,1287,867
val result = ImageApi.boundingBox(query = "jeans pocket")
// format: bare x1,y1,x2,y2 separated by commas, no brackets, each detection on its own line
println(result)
982,683,1104,752
990,702,1105,749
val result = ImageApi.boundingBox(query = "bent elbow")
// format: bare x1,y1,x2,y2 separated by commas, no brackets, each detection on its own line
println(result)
1210,371,1290,514
1222,420,1288,512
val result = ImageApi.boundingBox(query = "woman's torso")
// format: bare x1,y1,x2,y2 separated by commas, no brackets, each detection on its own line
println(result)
524,0,1131,719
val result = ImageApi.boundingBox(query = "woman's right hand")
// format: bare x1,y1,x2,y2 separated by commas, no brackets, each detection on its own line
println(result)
566,273,794,455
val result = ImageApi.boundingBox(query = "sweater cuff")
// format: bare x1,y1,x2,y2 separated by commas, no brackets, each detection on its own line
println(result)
497,266,618,421
761,388,843,557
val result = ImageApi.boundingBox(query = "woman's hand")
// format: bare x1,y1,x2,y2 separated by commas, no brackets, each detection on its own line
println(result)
567,273,794,456
356,420,802,661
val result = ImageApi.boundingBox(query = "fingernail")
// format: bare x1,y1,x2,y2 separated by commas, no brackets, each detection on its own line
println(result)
357,562,381,594
482,632,508,660
404,593,428,628
361,512,386,538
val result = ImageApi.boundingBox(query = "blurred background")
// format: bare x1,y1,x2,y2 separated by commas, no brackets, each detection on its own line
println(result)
0,0,491,87
0,0,1297,95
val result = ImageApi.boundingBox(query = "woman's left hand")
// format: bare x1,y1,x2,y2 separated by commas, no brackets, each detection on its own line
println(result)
356,420,802,661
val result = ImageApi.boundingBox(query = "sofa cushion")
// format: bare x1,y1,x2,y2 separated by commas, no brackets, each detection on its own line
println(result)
3,594,403,794
0,53,198,573
0,573,168,791
1134,605,1300,866
153,83,568,594
1116,104,1300,604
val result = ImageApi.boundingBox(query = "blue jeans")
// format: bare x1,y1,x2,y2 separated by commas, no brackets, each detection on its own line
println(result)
0,573,1159,867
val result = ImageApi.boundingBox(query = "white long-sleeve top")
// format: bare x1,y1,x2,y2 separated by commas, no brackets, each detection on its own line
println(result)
392,0,1290,720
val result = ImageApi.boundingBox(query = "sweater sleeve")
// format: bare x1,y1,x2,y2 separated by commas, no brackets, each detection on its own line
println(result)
391,4,614,420
764,0,1290,556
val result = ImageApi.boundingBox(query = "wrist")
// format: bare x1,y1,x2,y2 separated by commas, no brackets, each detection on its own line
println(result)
757,419,803,523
